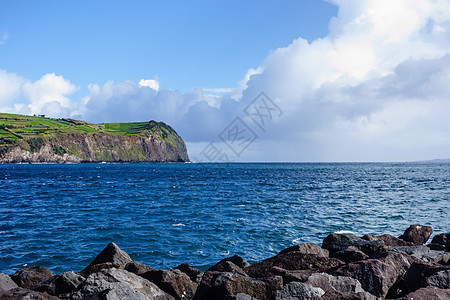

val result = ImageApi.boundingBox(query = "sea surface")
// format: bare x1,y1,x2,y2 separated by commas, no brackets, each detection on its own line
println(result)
0,162,449,274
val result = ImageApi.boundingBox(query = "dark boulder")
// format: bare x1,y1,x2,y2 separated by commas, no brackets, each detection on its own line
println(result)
84,242,132,269
73,268,174,300
245,252,343,279
278,243,328,257
79,262,122,278
393,245,448,264
272,281,325,299
10,265,55,289
430,233,450,251
208,261,248,277
30,271,84,298
125,260,155,276
399,261,449,295
209,255,250,270
174,263,203,284
195,271,282,300
268,266,316,284
362,234,414,247
322,233,382,256
401,286,450,300
224,293,258,300
141,268,198,300
333,246,369,263
331,252,411,298
0,273,18,292
399,224,433,245
426,269,450,289
0,287,61,299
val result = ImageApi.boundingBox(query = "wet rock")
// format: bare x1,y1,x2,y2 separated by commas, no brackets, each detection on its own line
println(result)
426,269,450,289
245,252,343,279
141,268,197,300
210,255,250,270
73,268,174,300
85,242,132,269
195,271,282,300
30,271,84,298
125,261,155,276
174,264,203,284
333,246,369,263
322,233,381,256
278,243,328,257
401,286,450,300
399,224,433,245
362,234,414,247
0,273,18,292
331,252,411,298
10,265,55,289
273,281,325,300
393,245,448,264
0,287,61,299
430,233,450,251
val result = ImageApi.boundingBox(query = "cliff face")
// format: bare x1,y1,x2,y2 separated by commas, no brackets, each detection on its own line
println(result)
0,114,189,163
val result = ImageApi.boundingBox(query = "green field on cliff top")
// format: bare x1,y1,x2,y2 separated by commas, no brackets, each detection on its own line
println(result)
0,113,177,144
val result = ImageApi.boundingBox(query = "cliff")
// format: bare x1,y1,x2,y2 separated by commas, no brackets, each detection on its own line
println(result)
0,113,189,163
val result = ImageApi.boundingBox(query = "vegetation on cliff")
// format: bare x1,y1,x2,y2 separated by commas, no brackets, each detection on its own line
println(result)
0,113,189,163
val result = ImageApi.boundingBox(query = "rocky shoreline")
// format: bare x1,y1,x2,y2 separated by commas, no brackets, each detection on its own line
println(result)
0,224,448,299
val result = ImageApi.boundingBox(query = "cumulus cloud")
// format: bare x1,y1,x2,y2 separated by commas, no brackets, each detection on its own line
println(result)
1,0,449,161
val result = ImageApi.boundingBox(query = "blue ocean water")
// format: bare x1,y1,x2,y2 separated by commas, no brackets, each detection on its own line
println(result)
0,162,449,275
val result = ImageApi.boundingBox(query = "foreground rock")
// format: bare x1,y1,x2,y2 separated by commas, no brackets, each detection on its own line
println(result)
3,224,449,299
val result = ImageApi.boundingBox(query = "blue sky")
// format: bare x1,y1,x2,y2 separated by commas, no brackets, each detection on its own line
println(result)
1,0,450,162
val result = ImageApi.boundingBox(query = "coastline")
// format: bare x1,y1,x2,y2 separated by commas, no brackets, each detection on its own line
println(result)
1,224,448,299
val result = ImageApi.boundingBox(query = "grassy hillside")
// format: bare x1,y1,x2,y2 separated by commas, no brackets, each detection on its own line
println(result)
0,113,188,162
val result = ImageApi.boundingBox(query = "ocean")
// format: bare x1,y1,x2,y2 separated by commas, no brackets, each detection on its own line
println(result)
0,162,448,274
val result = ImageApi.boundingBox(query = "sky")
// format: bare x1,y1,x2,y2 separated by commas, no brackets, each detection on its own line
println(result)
1,0,449,162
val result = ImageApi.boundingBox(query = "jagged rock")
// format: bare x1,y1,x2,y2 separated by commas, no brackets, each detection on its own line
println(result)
322,233,382,256
401,286,450,300
195,271,282,300
331,252,411,298
30,271,84,298
393,245,448,264
210,255,251,270
268,266,317,284
278,243,328,257
10,265,55,289
125,261,155,276
174,264,203,284
73,268,174,300
399,261,449,295
79,262,122,278
273,281,325,300
140,268,197,300
399,224,433,245
224,293,258,300
426,269,450,289
0,273,18,292
306,273,377,300
362,234,414,247
0,287,60,299
430,233,450,251
208,261,248,277
245,252,343,278
87,242,132,269
333,246,369,263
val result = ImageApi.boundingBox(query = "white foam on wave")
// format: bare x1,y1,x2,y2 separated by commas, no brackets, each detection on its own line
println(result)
172,223,185,227
334,230,355,234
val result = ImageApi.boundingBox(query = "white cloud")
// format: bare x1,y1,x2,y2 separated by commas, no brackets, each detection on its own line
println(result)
139,78,159,91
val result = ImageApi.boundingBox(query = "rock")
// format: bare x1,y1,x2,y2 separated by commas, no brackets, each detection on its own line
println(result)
195,271,282,300
86,242,132,269
430,233,450,251
426,269,450,289
208,261,248,277
0,287,61,299
278,243,328,257
210,255,250,270
393,245,448,264
306,273,377,300
30,271,84,298
333,246,369,263
268,267,316,284
331,252,411,298
174,264,203,284
79,262,122,278
362,234,414,247
401,286,450,300
224,293,258,300
125,261,155,276
245,252,343,279
399,224,433,245
273,281,325,300
322,233,382,256
10,265,55,289
0,273,18,292
141,268,198,300
73,268,174,300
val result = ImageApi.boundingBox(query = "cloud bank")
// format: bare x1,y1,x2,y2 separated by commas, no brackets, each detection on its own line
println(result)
1,0,450,161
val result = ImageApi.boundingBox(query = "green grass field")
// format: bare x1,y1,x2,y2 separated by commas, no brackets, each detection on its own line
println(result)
0,113,178,146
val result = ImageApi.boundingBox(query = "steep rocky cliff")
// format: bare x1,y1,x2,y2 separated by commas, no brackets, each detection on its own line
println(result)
0,114,189,163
